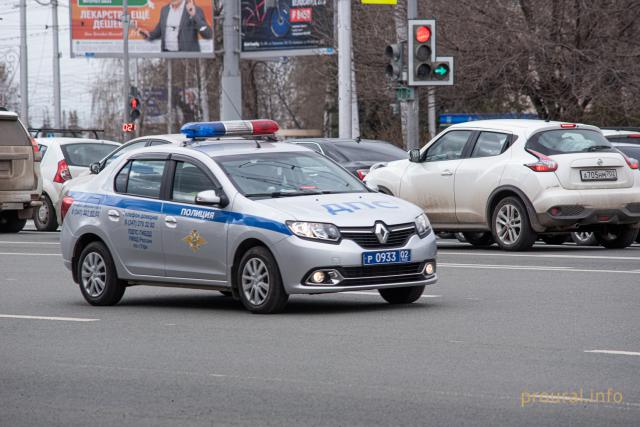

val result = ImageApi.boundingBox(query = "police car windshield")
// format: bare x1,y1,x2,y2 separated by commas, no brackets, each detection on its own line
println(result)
215,152,368,198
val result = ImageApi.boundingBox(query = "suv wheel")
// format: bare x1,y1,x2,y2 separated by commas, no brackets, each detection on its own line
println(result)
34,194,59,231
237,246,288,314
0,211,27,233
462,232,494,248
571,231,596,246
77,242,125,306
491,197,537,251
594,226,639,249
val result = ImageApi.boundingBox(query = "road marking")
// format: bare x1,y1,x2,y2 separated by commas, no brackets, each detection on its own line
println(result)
585,349,640,356
342,291,441,298
0,252,60,256
0,241,59,245
0,314,99,322
439,262,640,275
439,251,640,261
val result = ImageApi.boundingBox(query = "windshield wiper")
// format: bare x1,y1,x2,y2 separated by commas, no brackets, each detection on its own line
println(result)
244,190,323,199
586,145,612,152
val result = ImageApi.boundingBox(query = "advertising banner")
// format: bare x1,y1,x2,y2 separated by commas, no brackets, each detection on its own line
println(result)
240,0,334,58
70,0,215,58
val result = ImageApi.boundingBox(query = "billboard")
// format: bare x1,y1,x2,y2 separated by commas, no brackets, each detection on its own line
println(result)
240,0,334,58
70,0,215,58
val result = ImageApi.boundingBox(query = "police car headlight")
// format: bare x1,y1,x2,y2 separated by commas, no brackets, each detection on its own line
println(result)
286,221,341,242
415,213,431,238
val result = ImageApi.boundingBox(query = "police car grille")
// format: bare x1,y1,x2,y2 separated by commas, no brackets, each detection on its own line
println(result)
339,262,425,286
340,224,416,249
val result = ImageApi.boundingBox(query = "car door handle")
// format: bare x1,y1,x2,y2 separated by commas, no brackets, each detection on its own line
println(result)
107,209,120,221
165,216,177,228
441,169,453,176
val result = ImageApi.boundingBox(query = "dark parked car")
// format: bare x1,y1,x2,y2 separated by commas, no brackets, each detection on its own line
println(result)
287,138,407,179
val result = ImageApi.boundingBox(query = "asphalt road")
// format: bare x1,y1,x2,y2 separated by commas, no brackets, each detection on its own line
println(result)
1,224,639,426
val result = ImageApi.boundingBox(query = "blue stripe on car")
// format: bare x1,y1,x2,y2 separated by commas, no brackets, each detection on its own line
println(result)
70,191,292,236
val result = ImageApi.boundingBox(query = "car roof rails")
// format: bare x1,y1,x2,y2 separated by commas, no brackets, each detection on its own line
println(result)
29,128,105,139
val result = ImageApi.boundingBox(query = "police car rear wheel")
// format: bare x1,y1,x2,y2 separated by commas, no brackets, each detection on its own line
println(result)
237,247,288,314
378,285,425,304
78,242,125,306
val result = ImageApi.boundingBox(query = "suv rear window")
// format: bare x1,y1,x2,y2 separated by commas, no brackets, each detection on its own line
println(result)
61,143,118,167
526,129,612,155
0,118,30,146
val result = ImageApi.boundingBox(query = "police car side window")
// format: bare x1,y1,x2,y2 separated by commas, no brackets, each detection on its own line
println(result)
172,161,214,204
122,160,165,198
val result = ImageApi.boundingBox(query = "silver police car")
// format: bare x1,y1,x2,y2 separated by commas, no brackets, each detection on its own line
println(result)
60,120,437,313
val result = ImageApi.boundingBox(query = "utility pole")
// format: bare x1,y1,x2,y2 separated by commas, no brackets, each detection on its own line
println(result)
52,0,62,128
123,0,130,128
406,0,419,150
19,0,28,126
220,0,242,120
337,0,352,139
167,61,173,133
350,28,360,139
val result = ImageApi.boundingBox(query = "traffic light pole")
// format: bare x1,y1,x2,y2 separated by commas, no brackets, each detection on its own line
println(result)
406,0,419,150
52,0,61,128
123,0,130,129
337,0,352,139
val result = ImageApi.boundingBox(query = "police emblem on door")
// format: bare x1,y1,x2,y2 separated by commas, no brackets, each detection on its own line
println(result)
183,229,207,252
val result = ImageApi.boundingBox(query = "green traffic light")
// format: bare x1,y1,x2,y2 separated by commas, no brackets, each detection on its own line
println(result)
434,64,449,77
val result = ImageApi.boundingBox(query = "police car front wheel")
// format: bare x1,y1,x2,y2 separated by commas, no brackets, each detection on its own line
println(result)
236,246,288,314
77,242,125,306
378,285,425,304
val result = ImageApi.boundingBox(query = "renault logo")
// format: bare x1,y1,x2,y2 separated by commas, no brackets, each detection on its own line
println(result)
374,223,390,244
597,158,603,166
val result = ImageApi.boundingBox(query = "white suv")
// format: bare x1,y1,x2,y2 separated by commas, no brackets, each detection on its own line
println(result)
365,120,640,251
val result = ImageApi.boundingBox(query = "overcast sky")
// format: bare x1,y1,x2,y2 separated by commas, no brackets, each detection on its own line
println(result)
1,0,105,127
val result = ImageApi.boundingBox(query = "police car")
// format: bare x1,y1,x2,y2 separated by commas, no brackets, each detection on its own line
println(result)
60,120,438,313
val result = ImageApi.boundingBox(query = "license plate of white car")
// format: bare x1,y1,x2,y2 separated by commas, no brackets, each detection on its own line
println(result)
580,169,617,181
362,249,411,265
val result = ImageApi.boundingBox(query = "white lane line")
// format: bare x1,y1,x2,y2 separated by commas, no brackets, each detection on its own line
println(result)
439,262,640,275
341,291,441,298
439,251,640,261
0,252,60,256
585,350,640,356
0,314,99,322
0,241,59,245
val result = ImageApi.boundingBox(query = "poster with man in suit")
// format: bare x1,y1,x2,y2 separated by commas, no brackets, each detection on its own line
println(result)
70,0,215,58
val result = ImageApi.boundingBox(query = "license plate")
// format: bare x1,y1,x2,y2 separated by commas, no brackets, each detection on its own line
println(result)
580,169,617,181
362,249,411,265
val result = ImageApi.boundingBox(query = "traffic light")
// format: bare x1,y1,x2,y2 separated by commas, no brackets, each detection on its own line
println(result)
407,19,454,86
129,96,141,122
385,43,404,81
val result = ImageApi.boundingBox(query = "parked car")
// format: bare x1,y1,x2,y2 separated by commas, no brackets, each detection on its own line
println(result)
602,129,640,145
34,138,119,231
0,111,42,233
365,119,640,251
287,138,407,180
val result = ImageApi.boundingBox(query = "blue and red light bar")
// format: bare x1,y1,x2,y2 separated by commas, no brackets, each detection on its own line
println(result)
180,120,279,139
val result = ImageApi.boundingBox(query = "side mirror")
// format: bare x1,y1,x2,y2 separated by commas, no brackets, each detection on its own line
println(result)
196,189,228,207
365,181,379,192
409,149,422,163
89,162,101,174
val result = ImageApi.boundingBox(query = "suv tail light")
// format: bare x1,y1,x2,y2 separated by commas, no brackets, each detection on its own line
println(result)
30,138,41,161
53,159,72,183
525,149,558,172
619,151,639,170
60,196,74,222
356,169,369,180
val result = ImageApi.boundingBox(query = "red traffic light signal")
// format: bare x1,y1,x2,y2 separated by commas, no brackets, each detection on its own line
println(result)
415,26,431,43
130,98,139,109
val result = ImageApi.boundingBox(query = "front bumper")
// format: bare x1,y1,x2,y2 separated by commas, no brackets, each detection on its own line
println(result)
272,231,438,295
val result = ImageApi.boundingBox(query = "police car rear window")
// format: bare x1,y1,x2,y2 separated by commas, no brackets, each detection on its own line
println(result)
115,160,165,198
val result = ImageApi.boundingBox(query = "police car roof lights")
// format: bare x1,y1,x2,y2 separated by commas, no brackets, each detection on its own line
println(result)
180,120,279,139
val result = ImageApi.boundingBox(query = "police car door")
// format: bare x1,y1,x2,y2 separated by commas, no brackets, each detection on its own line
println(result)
161,156,227,284
110,154,168,277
